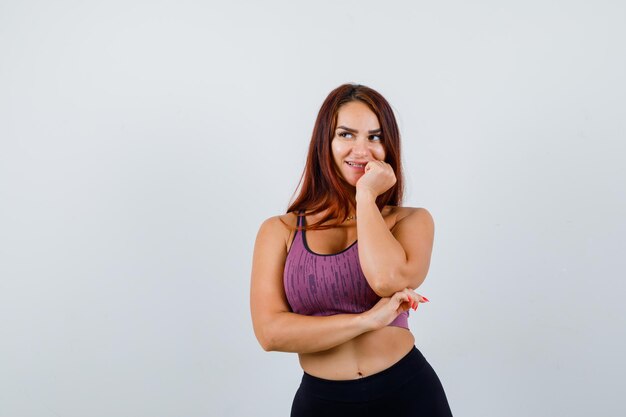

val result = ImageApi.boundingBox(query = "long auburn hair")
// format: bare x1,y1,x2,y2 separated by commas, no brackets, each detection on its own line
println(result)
286,83,404,230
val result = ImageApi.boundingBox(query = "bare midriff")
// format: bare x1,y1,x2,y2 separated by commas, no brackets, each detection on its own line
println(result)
298,326,415,380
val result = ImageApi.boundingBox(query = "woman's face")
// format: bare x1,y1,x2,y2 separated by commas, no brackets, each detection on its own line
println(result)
331,101,386,187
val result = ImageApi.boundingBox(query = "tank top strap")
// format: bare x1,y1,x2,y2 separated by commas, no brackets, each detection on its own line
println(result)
287,210,305,254
297,210,305,227
295,210,307,246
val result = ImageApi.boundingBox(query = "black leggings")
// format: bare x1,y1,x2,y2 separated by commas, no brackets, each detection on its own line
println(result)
290,346,453,417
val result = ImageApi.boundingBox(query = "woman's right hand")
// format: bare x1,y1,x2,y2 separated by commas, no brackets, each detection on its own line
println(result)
362,288,428,331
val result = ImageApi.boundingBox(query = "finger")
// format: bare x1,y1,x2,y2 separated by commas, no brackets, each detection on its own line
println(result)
401,293,414,309
403,288,415,302
406,288,428,303
400,297,413,311
401,288,412,303
402,289,418,310
404,293,413,305
395,292,410,305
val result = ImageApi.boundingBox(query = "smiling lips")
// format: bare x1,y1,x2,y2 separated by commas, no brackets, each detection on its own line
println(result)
346,161,368,169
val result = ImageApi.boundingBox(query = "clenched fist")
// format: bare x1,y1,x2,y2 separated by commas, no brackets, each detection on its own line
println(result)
356,160,396,197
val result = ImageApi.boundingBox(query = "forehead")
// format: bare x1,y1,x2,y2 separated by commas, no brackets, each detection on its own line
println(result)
336,101,380,128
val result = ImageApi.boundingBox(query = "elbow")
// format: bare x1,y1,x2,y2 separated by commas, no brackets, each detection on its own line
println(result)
262,330,282,352
258,333,273,352
260,336,279,352
371,270,427,297
371,280,393,297
254,324,277,352
364,265,399,297
254,312,293,352
370,272,401,297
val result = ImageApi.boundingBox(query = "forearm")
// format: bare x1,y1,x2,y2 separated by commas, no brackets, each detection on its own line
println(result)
264,311,372,353
356,190,407,294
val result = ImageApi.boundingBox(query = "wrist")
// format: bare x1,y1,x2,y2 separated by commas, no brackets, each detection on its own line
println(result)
356,311,376,333
355,188,377,204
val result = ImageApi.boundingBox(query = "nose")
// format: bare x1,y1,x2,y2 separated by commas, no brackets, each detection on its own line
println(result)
352,137,369,156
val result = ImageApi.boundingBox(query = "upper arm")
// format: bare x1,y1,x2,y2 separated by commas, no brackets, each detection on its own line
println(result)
250,215,292,350
390,208,435,290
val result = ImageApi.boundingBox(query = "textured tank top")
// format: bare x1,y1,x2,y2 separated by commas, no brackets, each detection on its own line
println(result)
283,211,409,330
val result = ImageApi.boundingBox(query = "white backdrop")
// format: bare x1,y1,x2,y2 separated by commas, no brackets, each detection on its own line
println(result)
1,1,624,416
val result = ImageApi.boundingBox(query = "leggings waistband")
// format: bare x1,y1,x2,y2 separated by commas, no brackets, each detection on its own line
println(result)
299,345,427,403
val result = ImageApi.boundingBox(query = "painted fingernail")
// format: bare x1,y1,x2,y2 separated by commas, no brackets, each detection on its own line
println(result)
422,296,429,302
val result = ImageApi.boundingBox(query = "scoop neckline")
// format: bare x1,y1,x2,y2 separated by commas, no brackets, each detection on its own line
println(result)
297,211,358,256
302,229,358,257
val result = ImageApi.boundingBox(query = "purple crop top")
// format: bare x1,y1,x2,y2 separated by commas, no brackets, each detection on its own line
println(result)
283,211,409,330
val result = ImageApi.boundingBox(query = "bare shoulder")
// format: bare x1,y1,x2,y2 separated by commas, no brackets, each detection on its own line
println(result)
258,212,297,231
276,211,298,229
256,212,298,251
388,206,435,232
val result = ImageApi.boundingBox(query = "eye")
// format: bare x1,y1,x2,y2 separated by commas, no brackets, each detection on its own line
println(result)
369,134,382,141
338,132,354,139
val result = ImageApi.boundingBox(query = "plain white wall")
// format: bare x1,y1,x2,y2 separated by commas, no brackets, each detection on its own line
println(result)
1,1,624,416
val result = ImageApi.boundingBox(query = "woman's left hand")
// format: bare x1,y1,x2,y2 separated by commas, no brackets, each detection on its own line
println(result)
356,160,396,197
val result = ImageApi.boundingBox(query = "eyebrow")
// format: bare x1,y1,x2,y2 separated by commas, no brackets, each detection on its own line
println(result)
336,125,382,134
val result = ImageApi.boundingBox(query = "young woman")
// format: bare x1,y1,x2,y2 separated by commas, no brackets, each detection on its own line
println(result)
250,83,453,416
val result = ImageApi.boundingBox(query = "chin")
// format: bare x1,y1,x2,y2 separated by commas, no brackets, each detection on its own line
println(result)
333,165,361,188
341,173,362,188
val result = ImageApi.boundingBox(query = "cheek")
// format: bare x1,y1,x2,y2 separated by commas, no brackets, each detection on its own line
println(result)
331,150,343,166
332,142,347,158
